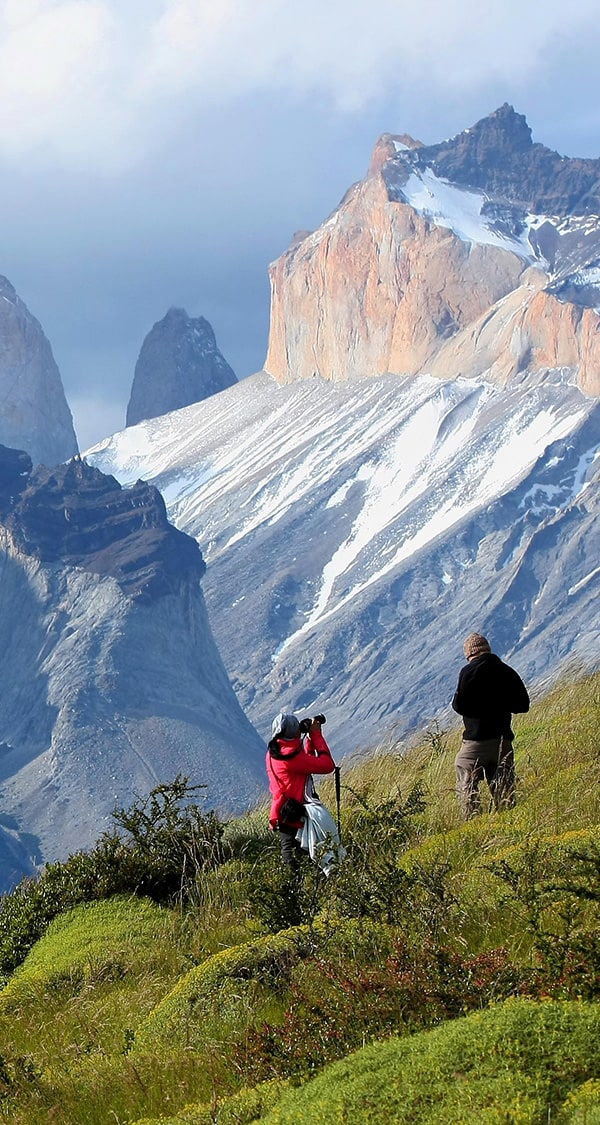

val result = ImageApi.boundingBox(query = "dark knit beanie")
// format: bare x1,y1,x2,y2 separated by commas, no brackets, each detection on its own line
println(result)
463,633,492,659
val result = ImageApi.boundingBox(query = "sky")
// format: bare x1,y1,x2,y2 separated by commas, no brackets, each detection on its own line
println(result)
1,0,600,451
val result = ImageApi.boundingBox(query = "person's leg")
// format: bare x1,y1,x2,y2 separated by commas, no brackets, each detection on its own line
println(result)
456,739,506,818
455,741,484,818
490,737,516,810
278,825,302,871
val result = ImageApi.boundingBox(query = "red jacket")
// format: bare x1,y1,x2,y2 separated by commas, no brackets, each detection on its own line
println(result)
266,729,335,829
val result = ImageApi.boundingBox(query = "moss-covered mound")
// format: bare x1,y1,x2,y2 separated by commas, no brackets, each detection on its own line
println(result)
260,998,600,1124
0,896,179,1006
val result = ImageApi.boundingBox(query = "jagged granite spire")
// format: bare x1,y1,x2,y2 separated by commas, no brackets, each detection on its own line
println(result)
0,276,78,467
126,307,237,427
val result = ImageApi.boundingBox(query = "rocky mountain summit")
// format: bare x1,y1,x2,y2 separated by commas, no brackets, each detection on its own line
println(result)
0,447,204,601
0,444,264,892
126,307,237,426
266,105,600,396
397,103,600,215
0,276,78,467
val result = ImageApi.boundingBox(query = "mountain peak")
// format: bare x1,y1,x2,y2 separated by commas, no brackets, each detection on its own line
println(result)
467,103,533,152
126,307,237,427
382,105,600,215
0,447,205,600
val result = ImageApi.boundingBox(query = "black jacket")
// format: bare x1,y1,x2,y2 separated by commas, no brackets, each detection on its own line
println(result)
452,652,530,741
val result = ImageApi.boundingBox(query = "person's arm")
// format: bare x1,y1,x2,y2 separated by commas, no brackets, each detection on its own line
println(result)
506,667,530,713
294,721,335,775
451,667,469,715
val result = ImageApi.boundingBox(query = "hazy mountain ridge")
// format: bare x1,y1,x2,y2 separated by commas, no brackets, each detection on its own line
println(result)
87,368,600,757
0,447,265,893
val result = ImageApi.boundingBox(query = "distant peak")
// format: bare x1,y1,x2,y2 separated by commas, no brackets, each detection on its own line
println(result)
369,133,423,176
0,276,17,301
471,103,533,150
379,103,600,215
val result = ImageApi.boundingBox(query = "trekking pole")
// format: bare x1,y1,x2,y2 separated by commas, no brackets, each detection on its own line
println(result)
334,765,341,841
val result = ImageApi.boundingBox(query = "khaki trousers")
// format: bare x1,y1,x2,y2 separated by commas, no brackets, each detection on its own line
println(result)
454,736,516,819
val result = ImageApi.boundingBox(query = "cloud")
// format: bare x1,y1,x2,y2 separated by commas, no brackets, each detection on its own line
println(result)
0,0,598,167
0,1,119,154
135,0,600,105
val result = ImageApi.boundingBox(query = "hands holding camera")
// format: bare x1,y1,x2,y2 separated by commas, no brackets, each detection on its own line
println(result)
298,713,326,735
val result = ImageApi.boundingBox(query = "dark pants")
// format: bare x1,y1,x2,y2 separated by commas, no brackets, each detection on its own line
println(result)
278,824,303,870
455,736,516,818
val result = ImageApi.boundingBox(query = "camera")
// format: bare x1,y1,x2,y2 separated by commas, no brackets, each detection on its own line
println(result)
299,713,326,734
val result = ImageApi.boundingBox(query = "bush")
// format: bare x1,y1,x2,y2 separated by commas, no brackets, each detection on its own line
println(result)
259,999,600,1124
0,897,177,1006
133,920,394,1057
0,777,227,980
242,940,523,1081
489,834,600,997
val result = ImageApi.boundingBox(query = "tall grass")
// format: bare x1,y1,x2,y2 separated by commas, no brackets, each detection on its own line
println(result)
0,671,598,1124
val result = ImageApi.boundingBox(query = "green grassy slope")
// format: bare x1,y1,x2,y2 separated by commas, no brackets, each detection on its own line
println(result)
0,672,598,1124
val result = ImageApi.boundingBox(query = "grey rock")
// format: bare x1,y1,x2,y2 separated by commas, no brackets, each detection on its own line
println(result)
0,447,264,892
126,307,237,427
0,277,78,468
88,371,600,767
0,451,205,601
387,103,600,216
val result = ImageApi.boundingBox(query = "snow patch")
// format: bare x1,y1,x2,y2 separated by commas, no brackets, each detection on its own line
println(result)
568,567,600,597
399,167,541,262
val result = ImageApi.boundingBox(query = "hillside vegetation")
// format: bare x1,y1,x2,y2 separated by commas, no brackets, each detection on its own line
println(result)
0,673,599,1123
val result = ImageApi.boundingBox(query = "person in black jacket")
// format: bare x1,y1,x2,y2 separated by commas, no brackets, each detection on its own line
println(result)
451,633,530,818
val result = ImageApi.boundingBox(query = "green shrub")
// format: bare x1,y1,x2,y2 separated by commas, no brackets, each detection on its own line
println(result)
133,926,311,1053
242,940,523,1081
558,1079,600,1124
489,835,600,995
133,919,394,1056
0,897,178,1006
0,777,227,981
260,998,600,1124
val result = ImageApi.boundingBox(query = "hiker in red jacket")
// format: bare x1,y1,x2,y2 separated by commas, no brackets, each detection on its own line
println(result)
266,712,335,868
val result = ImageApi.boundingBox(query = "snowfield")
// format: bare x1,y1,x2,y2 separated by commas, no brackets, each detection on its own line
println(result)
87,369,600,752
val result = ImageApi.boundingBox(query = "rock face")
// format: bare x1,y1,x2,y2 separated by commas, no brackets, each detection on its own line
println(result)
265,105,600,397
0,445,264,892
88,369,600,774
0,449,204,601
0,276,78,466
126,307,237,426
403,103,600,214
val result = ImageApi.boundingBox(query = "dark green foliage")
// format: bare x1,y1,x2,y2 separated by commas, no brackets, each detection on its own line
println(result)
490,839,600,997
246,849,327,933
109,775,226,901
0,777,226,980
241,941,522,1081
326,783,454,932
